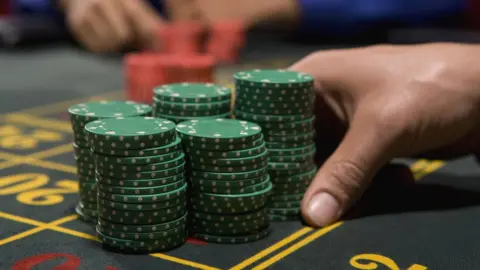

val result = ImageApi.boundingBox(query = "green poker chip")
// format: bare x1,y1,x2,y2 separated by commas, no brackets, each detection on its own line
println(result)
153,112,232,123
97,224,186,241
190,208,267,222
190,166,268,180
190,182,272,204
72,143,92,157
91,136,182,157
188,150,268,167
268,207,301,216
190,176,271,195
176,118,262,144
97,227,186,252
235,109,312,123
192,228,270,244
98,195,185,211
236,105,313,116
96,172,185,187
93,150,182,165
154,83,232,103
268,144,316,156
256,117,315,130
266,132,315,143
268,161,314,171
266,141,315,150
263,126,314,136
268,214,300,222
182,135,264,151
98,212,188,233
269,164,316,176
189,160,268,173
75,203,97,225
154,98,231,111
272,180,311,192
68,101,152,126
85,117,176,150
269,167,316,183
154,106,230,117
184,142,266,159
235,97,314,110
98,205,187,225
96,153,185,173
235,91,314,102
98,162,185,180
268,149,316,163
99,182,187,203
97,179,186,195
189,174,269,189
234,69,314,87
268,200,301,208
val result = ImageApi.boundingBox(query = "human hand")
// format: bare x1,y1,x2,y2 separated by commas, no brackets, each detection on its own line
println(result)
165,0,299,28
60,0,163,52
290,43,480,227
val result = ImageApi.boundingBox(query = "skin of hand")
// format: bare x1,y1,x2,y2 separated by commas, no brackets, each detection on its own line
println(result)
165,0,300,28
290,43,480,227
59,0,163,52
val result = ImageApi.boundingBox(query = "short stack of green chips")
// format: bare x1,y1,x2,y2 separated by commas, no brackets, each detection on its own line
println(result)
152,83,233,123
84,116,188,253
176,118,272,243
234,69,317,221
68,101,152,223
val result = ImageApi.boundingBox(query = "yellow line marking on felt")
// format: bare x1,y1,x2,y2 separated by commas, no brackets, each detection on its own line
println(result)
0,152,76,174
5,114,72,133
0,214,77,246
251,222,343,270
229,227,313,270
150,254,222,270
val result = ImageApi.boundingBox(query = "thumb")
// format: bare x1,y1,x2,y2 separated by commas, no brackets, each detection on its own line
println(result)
302,113,395,227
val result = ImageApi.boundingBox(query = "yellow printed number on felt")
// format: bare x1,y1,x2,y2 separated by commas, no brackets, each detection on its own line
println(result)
350,254,427,270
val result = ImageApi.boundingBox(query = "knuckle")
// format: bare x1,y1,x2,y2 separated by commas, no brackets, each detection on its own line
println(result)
328,160,366,199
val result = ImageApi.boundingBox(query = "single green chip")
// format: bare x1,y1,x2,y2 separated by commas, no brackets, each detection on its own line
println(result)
99,182,187,203
97,224,186,241
153,112,232,124
189,160,268,174
75,203,97,225
270,167,316,183
98,162,185,180
190,176,271,195
96,153,185,173
268,200,301,208
96,172,185,187
154,107,230,117
190,208,267,223
91,136,182,157
98,195,185,211
93,150,182,165
270,193,304,202
192,228,270,244
266,132,316,144
154,83,232,103
98,212,187,233
235,90,314,102
266,141,315,150
98,206,186,225
268,149,316,163
184,142,266,159
268,160,315,171
98,202,186,220
176,118,262,144
268,207,301,216
234,97,314,110
189,150,268,167
190,166,268,180
267,144,316,156
183,134,264,151
154,98,231,111
272,180,311,191
188,198,266,214
69,101,152,124
236,106,313,116
98,179,185,196
85,117,176,149
256,117,315,130
269,164,316,177
72,143,91,157
234,69,314,87
235,110,312,123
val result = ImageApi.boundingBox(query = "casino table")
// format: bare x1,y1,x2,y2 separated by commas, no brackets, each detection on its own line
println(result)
1,30,480,270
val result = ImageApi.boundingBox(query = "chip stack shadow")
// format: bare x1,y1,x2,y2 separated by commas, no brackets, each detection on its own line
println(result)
152,83,233,123
177,118,273,243
234,69,317,221
68,101,152,224
85,117,188,253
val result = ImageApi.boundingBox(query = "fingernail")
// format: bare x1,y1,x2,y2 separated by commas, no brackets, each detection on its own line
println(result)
306,192,341,226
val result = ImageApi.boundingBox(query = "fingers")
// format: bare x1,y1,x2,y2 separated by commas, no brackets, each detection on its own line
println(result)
164,0,198,21
124,0,164,49
301,111,396,227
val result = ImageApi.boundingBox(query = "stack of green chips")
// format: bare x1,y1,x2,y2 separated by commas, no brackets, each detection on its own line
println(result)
177,118,272,244
84,117,188,253
68,101,152,224
152,83,233,123
234,69,317,221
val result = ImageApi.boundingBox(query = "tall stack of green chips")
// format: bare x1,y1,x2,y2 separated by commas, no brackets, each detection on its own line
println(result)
68,101,152,224
176,119,272,243
234,69,317,221
84,117,188,253
152,83,233,123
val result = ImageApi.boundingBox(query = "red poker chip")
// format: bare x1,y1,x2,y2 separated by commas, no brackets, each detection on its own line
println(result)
157,22,205,54
179,54,216,83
